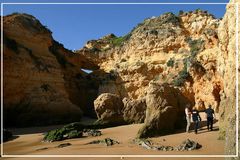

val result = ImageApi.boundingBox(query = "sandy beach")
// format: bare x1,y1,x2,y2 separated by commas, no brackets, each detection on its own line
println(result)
2,114,225,160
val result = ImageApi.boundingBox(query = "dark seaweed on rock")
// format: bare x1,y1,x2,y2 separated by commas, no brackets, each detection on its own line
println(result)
43,122,106,142
86,138,120,146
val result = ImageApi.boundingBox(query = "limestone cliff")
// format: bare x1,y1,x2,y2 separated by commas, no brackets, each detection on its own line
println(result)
217,1,239,158
77,10,222,112
3,13,98,126
81,4,239,157
76,8,239,150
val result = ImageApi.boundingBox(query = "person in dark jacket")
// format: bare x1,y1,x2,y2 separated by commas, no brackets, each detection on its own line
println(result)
205,105,215,131
192,107,201,134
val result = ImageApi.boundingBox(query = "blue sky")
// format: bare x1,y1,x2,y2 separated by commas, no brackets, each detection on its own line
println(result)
2,1,228,50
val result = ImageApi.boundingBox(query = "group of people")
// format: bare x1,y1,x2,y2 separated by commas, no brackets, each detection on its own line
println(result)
185,104,215,134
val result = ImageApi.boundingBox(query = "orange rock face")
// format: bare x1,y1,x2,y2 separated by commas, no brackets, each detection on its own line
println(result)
217,1,239,156
76,10,223,112
3,13,98,126
137,83,191,138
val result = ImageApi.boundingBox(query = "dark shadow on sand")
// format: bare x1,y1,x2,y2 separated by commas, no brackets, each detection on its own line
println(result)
8,124,65,135
189,119,219,134
172,119,218,135
197,127,219,134
7,135,20,142
1,135,19,143
8,116,98,135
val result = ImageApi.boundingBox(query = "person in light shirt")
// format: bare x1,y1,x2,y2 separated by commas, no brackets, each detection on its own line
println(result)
185,104,191,133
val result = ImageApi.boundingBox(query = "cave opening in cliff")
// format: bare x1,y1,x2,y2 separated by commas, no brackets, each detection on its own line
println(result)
81,68,93,74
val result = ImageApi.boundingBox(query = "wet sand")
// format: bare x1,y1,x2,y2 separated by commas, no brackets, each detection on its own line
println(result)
2,114,225,160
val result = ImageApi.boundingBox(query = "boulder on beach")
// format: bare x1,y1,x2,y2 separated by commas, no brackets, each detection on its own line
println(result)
137,83,191,138
94,93,147,125
122,98,147,124
94,93,125,125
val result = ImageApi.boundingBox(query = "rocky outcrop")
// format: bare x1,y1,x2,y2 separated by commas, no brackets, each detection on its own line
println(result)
83,129,102,137
43,122,85,142
77,10,222,112
86,138,120,146
3,10,222,128
217,1,239,158
3,13,99,126
94,93,125,125
134,138,202,151
73,10,224,138
137,83,191,138
94,94,146,125
43,122,104,142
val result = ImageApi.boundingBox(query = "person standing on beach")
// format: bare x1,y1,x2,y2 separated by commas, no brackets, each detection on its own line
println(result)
205,105,215,131
192,107,201,134
185,104,191,133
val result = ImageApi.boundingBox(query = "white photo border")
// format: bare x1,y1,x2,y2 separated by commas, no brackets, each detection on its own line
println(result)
0,2,238,158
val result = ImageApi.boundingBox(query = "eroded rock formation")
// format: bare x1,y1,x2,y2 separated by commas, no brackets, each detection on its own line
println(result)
122,97,146,123
72,11,225,137
76,10,223,112
94,93,124,125
75,7,238,154
3,13,99,126
217,0,239,158
137,83,191,138
93,93,146,125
